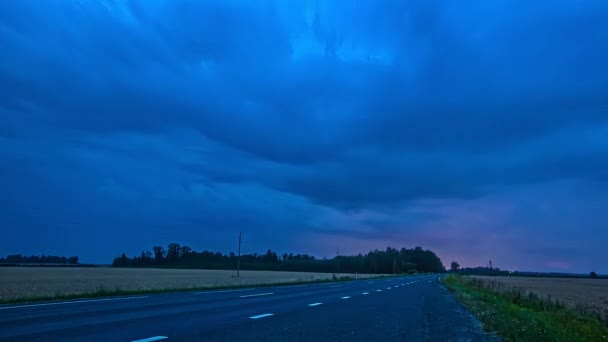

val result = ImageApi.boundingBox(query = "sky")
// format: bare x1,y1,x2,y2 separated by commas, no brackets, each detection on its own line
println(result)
1,0,607,273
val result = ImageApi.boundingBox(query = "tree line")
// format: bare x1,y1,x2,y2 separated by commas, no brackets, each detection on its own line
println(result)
449,261,605,279
112,244,445,274
0,254,79,265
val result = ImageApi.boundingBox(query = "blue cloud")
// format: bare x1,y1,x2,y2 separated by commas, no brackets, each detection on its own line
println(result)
1,0,607,272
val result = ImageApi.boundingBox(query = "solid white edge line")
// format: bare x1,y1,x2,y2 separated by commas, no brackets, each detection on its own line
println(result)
132,336,168,342
0,296,149,310
249,313,274,319
195,288,255,295
240,292,274,298
308,303,323,307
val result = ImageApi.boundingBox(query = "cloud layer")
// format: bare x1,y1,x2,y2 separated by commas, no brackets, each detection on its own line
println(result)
1,0,607,272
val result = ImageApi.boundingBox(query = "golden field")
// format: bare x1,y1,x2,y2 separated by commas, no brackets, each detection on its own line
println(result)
0,267,378,300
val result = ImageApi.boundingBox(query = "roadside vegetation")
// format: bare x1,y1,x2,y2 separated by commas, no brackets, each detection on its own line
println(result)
442,275,608,341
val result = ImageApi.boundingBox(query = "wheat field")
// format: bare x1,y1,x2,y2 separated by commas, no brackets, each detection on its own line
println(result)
0,267,377,300
474,276,608,319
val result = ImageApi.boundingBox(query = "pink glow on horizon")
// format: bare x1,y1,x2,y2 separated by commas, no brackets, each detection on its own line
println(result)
546,261,570,270
299,181,608,273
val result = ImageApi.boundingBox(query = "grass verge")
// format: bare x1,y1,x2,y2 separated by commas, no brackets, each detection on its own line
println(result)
442,274,608,341
0,274,401,305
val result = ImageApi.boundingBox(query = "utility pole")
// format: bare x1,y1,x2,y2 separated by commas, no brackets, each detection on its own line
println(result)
336,249,340,275
237,232,242,278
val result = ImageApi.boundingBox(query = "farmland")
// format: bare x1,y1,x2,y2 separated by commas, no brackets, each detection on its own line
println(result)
0,267,379,301
443,275,608,341
473,275,608,319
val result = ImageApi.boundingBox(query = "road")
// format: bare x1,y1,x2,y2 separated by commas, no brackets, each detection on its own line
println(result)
0,275,496,341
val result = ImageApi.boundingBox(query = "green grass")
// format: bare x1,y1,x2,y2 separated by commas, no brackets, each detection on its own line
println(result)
0,274,399,305
442,275,608,341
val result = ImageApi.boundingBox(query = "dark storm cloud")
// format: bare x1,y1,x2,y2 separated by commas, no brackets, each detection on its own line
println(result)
1,0,607,271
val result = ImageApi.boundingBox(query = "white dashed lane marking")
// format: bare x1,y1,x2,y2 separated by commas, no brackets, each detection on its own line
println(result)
341,296,351,299
132,336,167,342
249,313,274,319
308,303,323,307
362,292,369,295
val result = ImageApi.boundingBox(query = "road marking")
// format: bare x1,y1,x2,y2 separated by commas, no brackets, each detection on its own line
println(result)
195,288,254,295
240,292,274,298
341,296,351,299
362,292,369,295
0,296,148,310
376,290,382,292
394,285,399,288
387,287,392,290
328,285,343,288
249,313,274,319
132,336,168,342
308,303,323,307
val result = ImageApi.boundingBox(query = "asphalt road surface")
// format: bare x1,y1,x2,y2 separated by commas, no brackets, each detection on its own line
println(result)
0,275,497,341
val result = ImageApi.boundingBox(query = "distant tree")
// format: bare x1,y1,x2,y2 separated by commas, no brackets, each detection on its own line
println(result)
7,255,22,263
112,253,130,267
167,243,181,264
590,271,599,279
111,245,447,274
459,267,510,276
136,250,153,265
2,254,77,265
152,245,165,264
450,261,460,272
180,245,192,257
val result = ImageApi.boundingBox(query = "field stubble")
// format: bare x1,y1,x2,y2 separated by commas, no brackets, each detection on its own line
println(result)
473,276,608,321
0,267,378,301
